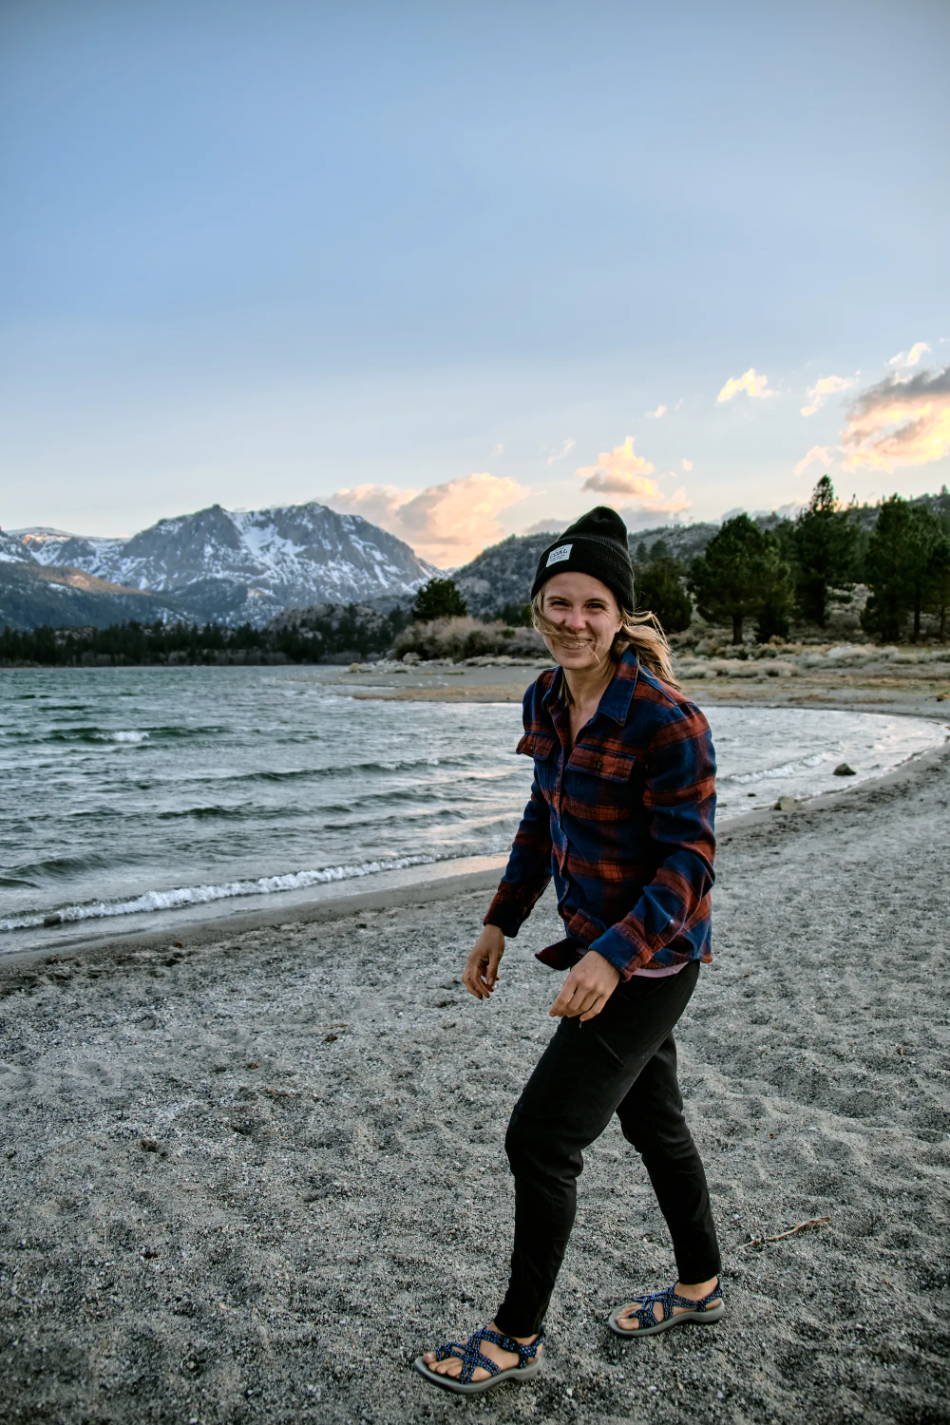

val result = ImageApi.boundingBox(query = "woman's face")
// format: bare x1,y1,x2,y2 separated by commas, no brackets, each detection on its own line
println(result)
539,572,624,675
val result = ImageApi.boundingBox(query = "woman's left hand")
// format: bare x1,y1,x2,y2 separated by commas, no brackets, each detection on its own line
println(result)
548,950,621,1021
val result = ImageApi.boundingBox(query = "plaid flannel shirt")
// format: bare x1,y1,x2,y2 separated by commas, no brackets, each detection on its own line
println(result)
483,648,716,979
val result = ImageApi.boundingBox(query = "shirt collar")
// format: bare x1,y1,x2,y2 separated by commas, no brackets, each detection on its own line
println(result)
541,646,640,725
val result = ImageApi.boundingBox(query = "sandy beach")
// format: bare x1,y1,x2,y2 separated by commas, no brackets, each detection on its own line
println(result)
2,661,948,1425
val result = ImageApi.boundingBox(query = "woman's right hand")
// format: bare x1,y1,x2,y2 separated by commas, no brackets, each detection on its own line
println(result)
462,925,505,1000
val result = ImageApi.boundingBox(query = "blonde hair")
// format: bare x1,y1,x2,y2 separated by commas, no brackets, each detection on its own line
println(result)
531,594,680,690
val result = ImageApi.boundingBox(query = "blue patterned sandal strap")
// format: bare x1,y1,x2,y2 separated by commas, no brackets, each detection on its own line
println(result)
432,1336,499,1384
632,1286,675,1328
480,1325,544,1365
670,1278,722,1311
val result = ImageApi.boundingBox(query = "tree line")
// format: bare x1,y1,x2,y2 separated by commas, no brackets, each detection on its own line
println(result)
628,479,946,644
0,605,409,667
682,479,949,643
413,481,949,646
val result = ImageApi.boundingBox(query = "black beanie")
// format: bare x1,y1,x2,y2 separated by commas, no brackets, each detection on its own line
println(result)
531,506,634,610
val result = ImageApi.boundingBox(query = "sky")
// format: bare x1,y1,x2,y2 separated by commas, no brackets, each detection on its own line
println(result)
3,0,949,569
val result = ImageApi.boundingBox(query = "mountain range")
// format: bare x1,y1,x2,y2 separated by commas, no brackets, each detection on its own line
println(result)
0,502,437,631
3,488,946,634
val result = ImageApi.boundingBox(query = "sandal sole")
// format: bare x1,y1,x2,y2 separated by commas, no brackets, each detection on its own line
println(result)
607,1302,724,1338
412,1356,543,1394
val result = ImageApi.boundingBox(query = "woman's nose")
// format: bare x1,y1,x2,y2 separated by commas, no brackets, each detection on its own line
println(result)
563,606,585,628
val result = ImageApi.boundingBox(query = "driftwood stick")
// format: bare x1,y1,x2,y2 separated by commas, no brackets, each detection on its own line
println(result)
738,1216,832,1249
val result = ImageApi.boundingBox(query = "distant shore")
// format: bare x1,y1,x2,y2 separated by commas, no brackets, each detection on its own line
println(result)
322,645,950,723
5,643,950,724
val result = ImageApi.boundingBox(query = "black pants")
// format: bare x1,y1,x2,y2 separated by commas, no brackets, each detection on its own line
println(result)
494,961,720,1337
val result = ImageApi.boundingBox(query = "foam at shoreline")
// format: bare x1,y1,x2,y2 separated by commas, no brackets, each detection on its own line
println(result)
6,736,947,972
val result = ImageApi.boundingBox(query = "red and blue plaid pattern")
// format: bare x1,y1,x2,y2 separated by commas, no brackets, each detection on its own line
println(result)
484,649,716,978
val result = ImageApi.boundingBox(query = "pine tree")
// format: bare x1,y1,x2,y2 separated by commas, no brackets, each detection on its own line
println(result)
863,497,943,642
635,554,692,634
412,577,467,621
923,533,950,642
689,515,792,644
791,475,858,626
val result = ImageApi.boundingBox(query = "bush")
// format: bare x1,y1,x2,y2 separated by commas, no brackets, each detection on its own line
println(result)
392,616,543,661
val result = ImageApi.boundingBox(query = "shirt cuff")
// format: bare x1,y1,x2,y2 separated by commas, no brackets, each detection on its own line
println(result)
589,925,653,978
483,903,523,938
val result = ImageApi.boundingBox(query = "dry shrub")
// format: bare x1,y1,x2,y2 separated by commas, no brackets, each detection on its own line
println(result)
392,617,543,662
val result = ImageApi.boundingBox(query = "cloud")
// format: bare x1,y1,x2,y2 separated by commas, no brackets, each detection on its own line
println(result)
577,435,655,491
328,472,528,567
841,365,950,470
888,341,930,372
521,518,572,536
545,437,576,466
681,457,693,472
801,374,857,417
576,437,691,518
646,404,667,419
716,368,772,403
794,445,835,478
615,494,691,530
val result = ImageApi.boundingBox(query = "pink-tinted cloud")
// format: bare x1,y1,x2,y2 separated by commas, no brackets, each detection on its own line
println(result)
646,404,667,419
577,435,655,490
841,366,950,470
801,374,856,417
794,445,835,477
716,368,772,403
328,472,528,567
545,437,576,466
577,438,691,517
887,341,930,372
681,457,693,472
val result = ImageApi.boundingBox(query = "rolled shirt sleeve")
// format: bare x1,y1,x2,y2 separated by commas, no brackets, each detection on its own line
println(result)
483,774,553,936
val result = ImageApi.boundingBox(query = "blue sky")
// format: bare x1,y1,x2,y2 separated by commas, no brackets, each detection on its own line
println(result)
3,0,949,566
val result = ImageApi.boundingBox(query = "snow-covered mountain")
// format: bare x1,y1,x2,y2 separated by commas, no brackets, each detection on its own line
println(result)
3,501,437,628
0,529,35,564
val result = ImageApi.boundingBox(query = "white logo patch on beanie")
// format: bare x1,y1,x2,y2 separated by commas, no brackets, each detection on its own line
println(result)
546,543,572,566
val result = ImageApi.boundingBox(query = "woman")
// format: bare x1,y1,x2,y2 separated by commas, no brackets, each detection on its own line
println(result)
414,506,723,1394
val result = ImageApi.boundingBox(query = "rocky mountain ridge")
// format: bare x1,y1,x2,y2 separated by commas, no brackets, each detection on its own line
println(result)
452,521,723,616
2,501,436,630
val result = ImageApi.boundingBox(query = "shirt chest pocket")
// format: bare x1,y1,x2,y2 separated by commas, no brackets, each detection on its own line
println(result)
569,743,638,783
517,731,558,796
517,730,558,764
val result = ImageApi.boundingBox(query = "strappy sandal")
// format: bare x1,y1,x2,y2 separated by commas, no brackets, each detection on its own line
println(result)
607,1279,724,1338
412,1324,545,1394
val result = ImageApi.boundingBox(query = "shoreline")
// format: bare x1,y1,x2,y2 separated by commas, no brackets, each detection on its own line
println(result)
318,648,950,720
3,691,947,980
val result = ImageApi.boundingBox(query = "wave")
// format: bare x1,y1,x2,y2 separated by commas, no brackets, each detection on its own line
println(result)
718,751,827,786
48,727,150,744
156,804,255,821
129,753,502,792
45,725,227,745
0,852,467,934
10,850,129,880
